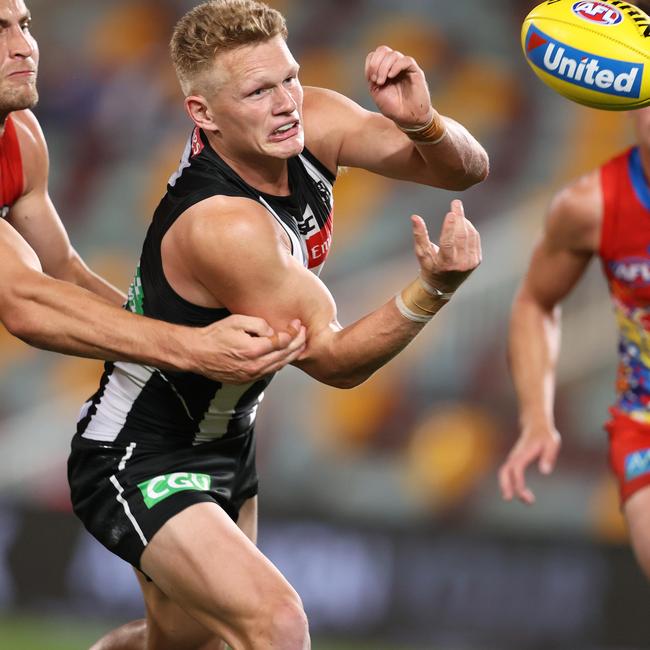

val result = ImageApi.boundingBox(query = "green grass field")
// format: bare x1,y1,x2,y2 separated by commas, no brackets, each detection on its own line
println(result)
0,616,416,650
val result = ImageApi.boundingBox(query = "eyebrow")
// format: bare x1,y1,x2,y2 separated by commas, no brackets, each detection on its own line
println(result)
0,11,31,28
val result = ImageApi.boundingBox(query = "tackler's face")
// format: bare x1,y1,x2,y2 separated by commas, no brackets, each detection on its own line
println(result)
207,35,304,162
0,0,38,115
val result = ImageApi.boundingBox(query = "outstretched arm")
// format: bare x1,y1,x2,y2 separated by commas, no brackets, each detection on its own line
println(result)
0,220,305,383
499,172,602,504
304,46,488,190
179,196,480,388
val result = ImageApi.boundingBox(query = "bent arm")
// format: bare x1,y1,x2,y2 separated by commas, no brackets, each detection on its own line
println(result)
304,87,488,191
182,197,479,388
0,221,305,381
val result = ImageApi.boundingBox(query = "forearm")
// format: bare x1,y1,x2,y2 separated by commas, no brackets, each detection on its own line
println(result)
297,294,440,389
411,115,489,191
508,293,561,429
1,269,196,371
57,253,127,306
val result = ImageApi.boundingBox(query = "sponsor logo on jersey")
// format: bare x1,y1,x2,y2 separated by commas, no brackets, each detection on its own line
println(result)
127,265,144,315
191,127,205,157
525,25,643,98
609,257,650,286
572,2,623,26
138,472,212,508
625,448,650,481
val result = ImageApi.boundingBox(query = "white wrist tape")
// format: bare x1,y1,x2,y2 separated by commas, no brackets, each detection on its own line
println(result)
395,293,434,323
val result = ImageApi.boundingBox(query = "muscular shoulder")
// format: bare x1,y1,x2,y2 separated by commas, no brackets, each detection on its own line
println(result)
11,110,48,193
177,195,290,269
544,170,602,254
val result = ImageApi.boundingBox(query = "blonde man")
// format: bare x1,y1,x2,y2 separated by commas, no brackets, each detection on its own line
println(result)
0,0,306,382
77,1,488,648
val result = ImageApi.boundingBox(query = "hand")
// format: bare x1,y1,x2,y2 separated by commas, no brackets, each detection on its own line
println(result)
498,425,562,504
191,315,306,384
411,199,481,294
365,45,433,128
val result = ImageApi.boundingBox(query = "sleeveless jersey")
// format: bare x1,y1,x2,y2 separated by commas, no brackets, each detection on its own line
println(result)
0,115,24,219
600,146,650,423
76,127,335,447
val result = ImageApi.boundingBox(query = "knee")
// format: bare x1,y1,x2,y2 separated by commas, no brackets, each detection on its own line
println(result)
251,593,310,649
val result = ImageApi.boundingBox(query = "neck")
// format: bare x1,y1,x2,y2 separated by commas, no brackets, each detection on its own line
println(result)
205,131,291,196
0,111,10,137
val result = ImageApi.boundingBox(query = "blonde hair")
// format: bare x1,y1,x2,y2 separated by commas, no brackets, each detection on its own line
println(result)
171,0,288,95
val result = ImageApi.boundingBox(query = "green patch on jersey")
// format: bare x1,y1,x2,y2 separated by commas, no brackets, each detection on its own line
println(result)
127,265,144,315
138,472,212,509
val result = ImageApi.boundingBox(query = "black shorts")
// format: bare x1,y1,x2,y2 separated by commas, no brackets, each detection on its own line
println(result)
67,430,258,569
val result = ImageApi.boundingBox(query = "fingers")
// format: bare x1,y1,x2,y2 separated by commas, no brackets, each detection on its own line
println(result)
498,457,536,506
254,325,307,375
222,314,274,338
499,434,560,505
366,46,415,85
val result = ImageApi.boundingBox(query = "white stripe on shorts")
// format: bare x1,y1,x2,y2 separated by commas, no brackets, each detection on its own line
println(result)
118,442,137,472
109,474,147,547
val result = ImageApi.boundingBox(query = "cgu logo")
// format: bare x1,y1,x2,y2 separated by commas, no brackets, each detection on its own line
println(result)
139,472,212,508
572,2,623,26
525,26,643,97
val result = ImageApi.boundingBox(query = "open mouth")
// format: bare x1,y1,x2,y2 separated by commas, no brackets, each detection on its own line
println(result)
271,121,299,136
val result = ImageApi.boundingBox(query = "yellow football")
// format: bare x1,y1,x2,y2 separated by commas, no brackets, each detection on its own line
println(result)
521,1,650,110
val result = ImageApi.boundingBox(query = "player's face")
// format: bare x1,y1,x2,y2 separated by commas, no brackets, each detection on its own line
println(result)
631,107,650,150
0,0,38,115
209,35,304,161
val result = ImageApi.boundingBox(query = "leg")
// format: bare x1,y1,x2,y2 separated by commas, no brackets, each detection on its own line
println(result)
89,498,265,650
88,620,146,650
624,486,650,581
139,499,309,650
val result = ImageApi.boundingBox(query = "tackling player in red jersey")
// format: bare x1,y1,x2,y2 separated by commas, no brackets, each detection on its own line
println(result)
500,0,650,583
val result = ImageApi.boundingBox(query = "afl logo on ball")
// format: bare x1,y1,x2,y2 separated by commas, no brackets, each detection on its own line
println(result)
572,2,623,26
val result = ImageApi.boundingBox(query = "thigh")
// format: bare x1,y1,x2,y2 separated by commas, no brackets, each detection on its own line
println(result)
606,412,650,502
624,486,650,581
136,497,282,650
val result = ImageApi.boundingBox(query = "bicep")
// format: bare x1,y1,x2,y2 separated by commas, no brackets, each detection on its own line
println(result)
520,236,592,310
186,202,340,359
305,88,417,180
8,189,76,277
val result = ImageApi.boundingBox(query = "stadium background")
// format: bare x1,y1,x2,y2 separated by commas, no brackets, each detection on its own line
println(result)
1,0,649,648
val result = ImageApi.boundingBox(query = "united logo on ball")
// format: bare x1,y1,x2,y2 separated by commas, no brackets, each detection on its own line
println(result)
521,0,650,110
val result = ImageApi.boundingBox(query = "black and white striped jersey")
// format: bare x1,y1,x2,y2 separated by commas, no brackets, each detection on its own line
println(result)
76,127,335,448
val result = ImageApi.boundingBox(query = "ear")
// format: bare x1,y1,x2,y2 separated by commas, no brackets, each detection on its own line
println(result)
185,95,220,133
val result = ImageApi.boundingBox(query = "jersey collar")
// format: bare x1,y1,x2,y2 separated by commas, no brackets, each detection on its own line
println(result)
628,146,650,211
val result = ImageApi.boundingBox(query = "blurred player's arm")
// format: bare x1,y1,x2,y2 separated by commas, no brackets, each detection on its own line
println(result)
499,172,601,504
7,110,125,305
303,47,489,191
179,196,480,388
0,219,305,382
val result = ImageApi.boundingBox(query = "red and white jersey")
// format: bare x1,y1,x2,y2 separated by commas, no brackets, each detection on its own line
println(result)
0,115,24,219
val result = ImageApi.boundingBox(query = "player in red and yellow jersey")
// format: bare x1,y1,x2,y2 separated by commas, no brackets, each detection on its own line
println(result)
499,101,650,580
